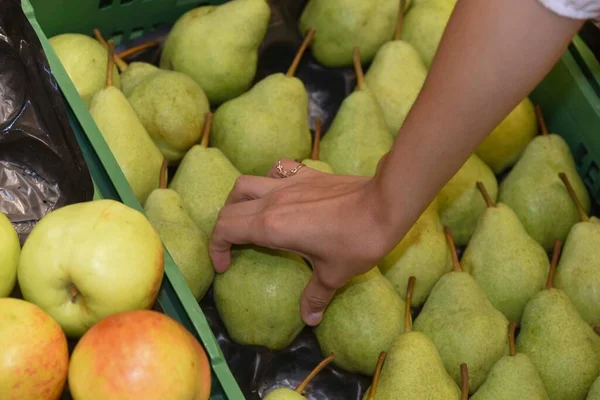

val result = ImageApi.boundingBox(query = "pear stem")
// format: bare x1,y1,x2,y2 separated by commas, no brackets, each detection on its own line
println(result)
546,239,562,290
559,172,589,222
295,352,334,394
367,352,387,400
106,40,115,88
535,105,548,136
200,112,213,149
394,0,406,41
116,40,160,59
94,28,128,72
159,159,168,189
594,326,600,336
508,321,517,357
287,28,316,78
312,118,323,160
404,276,415,333
476,181,495,208
444,226,462,272
460,364,469,400
353,47,366,90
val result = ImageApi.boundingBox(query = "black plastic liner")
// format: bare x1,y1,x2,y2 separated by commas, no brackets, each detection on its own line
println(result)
0,0,93,245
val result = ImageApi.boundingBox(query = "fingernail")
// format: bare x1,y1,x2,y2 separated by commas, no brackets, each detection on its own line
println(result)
306,312,323,326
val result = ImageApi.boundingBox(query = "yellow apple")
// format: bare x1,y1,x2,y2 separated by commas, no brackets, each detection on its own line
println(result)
69,310,212,400
0,298,69,399
0,212,19,296
17,199,164,338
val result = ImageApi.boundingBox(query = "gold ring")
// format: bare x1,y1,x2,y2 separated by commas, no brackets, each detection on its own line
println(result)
276,161,305,178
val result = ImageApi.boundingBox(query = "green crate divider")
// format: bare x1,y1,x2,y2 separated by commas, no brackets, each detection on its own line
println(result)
21,0,243,399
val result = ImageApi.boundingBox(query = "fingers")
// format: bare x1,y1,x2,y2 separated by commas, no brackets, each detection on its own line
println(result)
226,175,282,205
268,158,310,179
300,273,337,326
209,215,264,273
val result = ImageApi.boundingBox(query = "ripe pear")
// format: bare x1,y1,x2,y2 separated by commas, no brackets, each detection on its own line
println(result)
588,377,600,400
264,353,334,400
49,33,120,106
470,322,549,400
461,182,549,322
0,212,19,296
314,267,405,376
365,2,428,137
413,227,509,394
211,31,315,176
475,98,537,174
363,277,462,399
160,0,270,105
555,173,600,326
517,240,600,400
301,118,334,173
169,114,241,235
213,246,311,350
379,198,452,307
402,0,457,68
320,48,394,176
144,160,214,301
299,0,408,68
120,61,160,96
498,107,590,251
437,153,498,246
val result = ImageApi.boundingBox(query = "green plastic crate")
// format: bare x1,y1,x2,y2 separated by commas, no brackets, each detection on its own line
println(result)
20,1,242,399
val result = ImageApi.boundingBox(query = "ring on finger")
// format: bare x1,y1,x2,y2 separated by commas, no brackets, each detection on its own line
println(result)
275,160,305,178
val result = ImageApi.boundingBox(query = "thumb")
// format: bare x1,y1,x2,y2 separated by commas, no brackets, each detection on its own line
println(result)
300,274,336,327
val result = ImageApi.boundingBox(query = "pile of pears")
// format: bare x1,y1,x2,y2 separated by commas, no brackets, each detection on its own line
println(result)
47,0,600,398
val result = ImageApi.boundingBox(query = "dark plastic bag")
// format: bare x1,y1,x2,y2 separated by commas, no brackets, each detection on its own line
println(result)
0,0,93,244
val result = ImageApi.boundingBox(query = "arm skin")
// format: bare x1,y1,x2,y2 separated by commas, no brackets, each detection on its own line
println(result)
209,0,585,326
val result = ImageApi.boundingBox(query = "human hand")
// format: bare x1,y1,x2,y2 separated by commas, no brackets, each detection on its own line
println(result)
209,159,399,326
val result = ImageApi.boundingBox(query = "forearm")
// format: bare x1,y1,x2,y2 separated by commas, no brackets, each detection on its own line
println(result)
374,0,585,237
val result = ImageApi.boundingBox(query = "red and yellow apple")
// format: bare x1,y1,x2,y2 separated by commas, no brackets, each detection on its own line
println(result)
0,298,69,399
68,309,211,400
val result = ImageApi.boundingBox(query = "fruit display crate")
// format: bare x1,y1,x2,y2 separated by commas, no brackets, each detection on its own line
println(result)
21,0,600,399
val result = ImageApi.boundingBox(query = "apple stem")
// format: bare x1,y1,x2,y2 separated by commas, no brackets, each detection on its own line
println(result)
312,118,323,160
444,226,462,272
476,181,495,208
94,28,128,72
200,112,213,149
69,284,79,302
394,0,406,41
106,40,115,88
594,326,600,336
117,40,160,59
404,276,415,333
159,159,168,189
558,172,589,222
546,239,562,290
287,28,316,78
367,352,387,400
535,106,549,136
353,47,366,90
508,321,517,357
294,352,334,394
460,364,469,400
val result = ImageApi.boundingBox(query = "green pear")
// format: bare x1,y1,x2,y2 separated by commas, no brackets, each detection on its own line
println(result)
125,63,210,163
301,118,334,173
320,48,394,176
0,213,19,297
437,154,498,246
517,240,600,400
555,173,600,326
588,377,600,400
413,227,509,394
402,0,457,68
379,198,452,307
470,322,549,400
213,246,311,350
498,108,590,251
363,277,462,399
314,267,405,376
88,41,163,205
160,0,270,105
475,98,537,174
120,61,160,96
211,31,315,176
264,353,334,400
50,33,121,106
169,113,241,235
364,5,428,137
144,160,214,301
461,182,549,322
299,0,408,68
